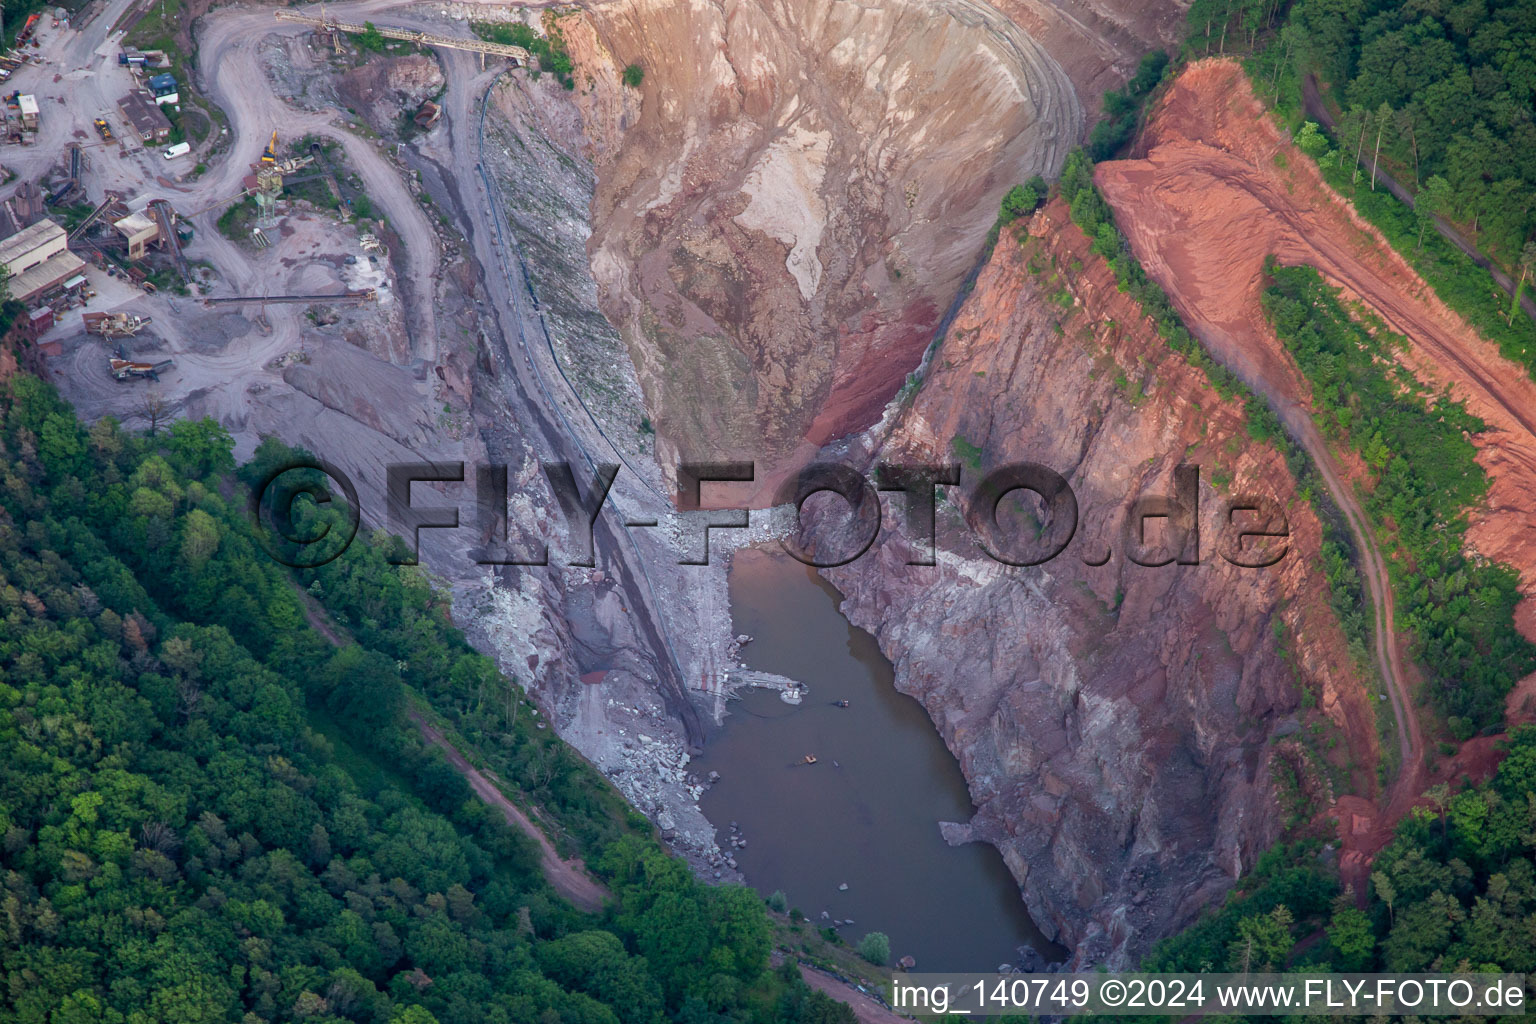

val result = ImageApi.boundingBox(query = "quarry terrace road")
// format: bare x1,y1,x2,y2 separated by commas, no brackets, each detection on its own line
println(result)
192,0,706,745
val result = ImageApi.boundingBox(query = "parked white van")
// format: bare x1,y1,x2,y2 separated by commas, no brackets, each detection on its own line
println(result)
162,142,191,160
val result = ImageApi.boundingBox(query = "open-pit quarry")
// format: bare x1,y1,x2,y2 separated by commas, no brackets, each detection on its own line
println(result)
1093,58,1536,893
567,0,1086,500
1094,61,1536,645
25,0,1414,977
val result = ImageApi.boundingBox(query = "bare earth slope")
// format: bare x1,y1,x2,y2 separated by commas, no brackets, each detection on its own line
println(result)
1094,60,1536,642
822,200,1371,966
575,0,1083,500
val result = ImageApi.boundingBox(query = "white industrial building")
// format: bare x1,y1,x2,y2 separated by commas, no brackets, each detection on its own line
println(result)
0,219,86,303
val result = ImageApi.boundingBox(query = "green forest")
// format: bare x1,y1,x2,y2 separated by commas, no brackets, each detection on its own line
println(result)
1143,726,1536,992
0,371,853,1024
1262,264,1536,734
1289,0,1536,265
1189,0,1536,269
1024,149,1536,1001
1181,0,1536,393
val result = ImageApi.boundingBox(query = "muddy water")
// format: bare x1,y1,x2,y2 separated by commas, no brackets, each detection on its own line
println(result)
696,549,1058,972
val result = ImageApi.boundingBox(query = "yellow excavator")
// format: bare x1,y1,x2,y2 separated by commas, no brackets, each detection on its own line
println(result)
261,128,278,164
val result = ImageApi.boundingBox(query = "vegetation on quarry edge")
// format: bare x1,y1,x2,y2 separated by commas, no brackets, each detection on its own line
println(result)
1135,729,1536,989
1240,0,1536,379
0,367,863,1024
1263,263,1536,736
953,0,1536,987
4,0,1536,1009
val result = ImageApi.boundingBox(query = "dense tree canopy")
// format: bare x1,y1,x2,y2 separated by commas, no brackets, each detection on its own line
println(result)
1147,728,1536,998
1262,263,1536,732
1296,0,1536,263
1191,0,1536,266
0,373,851,1024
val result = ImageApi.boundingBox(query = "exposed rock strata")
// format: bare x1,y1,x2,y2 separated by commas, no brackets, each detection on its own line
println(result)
1094,60,1536,641
820,201,1368,965
574,0,1083,500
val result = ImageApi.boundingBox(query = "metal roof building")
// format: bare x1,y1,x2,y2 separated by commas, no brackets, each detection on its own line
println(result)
5,250,85,303
1,218,85,303
0,218,67,276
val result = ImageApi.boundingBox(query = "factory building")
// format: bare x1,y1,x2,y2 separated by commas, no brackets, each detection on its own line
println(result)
113,211,159,260
0,219,86,303
117,89,171,143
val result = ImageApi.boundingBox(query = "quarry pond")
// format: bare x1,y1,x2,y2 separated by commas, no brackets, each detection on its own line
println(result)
695,549,1058,972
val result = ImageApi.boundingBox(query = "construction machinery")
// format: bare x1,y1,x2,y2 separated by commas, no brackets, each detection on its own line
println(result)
15,13,40,48
83,311,151,337
109,356,173,381
256,131,316,175
46,147,81,206
147,199,190,285
252,133,315,227
93,118,113,142
273,9,530,63
68,191,121,242
274,151,314,176
45,178,78,206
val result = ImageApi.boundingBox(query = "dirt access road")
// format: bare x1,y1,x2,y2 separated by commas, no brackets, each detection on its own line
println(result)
183,0,708,745
191,7,442,355
798,967,911,1024
1094,60,1536,885
412,713,610,912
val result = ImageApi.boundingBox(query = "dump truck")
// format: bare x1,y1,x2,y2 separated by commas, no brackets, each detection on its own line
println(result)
109,357,172,381
83,311,152,337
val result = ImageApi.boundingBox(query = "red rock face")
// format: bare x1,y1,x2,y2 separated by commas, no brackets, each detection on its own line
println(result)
820,200,1371,966
1094,59,1536,642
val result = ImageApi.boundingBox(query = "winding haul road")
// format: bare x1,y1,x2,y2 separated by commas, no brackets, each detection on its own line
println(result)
194,5,443,352
184,28,917,1012
187,0,707,743
1090,59,1536,891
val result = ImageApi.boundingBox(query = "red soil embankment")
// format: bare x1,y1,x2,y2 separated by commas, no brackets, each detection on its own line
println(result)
1095,60,1536,646
1094,58,1536,886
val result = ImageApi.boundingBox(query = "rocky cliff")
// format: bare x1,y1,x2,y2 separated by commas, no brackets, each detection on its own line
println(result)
821,200,1369,965
571,0,1084,500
